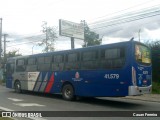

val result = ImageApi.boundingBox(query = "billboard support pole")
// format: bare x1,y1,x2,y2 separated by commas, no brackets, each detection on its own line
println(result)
71,37,74,49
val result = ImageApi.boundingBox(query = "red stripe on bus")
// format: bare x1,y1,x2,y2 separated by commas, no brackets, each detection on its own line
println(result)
45,73,54,93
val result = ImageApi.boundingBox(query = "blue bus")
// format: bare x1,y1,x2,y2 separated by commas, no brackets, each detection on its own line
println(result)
5,40,152,100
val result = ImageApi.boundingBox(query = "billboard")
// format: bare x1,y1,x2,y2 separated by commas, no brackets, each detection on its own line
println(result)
59,19,84,40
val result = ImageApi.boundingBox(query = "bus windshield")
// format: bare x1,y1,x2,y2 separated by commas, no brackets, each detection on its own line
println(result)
135,44,151,65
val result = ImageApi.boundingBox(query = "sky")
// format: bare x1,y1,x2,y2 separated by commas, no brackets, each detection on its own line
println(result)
0,0,160,55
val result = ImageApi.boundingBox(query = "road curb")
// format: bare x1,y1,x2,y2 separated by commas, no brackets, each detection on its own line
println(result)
122,94,160,103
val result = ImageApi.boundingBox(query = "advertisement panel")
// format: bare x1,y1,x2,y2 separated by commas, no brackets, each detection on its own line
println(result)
59,19,84,39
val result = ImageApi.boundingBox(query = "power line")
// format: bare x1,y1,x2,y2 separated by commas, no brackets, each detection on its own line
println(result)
90,8,160,31
6,33,45,46
7,39,43,47
7,34,60,47
88,0,157,23
89,4,160,27
8,32,44,43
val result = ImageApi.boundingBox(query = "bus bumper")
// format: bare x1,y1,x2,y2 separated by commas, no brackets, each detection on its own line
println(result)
128,85,152,96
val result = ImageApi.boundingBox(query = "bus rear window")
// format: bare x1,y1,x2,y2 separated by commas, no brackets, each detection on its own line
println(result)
135,44,151,65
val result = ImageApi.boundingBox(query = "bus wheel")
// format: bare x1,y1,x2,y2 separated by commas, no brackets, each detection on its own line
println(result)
62,84,75,101
14,81,21,93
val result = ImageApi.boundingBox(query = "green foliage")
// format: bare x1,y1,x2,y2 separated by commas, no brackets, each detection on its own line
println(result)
38,21,58,52
152,82,160,94
6,50,22,58
145,40,160,49
144,40,160,83
0,79,5,84
1,50,22,64
152,49,160,83
83,22,102,47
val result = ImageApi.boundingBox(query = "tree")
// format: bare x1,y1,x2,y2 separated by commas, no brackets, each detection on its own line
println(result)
144,40,160,83
6,50,22,58
145,40,160,49
1,49,21,67
82,21,102,47
38,21,58,52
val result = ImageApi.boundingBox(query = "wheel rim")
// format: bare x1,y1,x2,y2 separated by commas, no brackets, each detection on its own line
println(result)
17,84,20,89
15,82,21,92
65,88,72,98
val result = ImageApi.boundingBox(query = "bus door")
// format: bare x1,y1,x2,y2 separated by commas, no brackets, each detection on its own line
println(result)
6,62,14,88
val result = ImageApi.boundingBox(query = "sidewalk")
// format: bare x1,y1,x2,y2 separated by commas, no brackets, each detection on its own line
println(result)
123,94,160,103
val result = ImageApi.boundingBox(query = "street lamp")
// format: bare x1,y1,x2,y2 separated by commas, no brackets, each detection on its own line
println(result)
138,29,141,42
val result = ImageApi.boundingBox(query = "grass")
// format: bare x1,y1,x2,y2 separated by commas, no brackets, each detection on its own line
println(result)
0,80,3,85
0,80,5,86
0,79,5,84
152,81,160,94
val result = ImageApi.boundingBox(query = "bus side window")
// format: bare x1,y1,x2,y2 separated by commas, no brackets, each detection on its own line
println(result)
101,47,125,69
37,56,51,71
113,48,125,68
52,55,64,71
81,50,99,70
16,59,26,72
26,58,37,72
65,53,80,70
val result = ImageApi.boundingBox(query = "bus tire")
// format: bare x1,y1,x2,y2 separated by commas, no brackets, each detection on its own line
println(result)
62,84,75,101
14,81,22,93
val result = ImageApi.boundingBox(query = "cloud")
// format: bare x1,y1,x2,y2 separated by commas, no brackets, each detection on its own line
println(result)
93,15,160,38
90,7,160,40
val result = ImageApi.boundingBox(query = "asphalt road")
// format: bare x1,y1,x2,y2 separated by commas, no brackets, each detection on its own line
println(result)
0,85,160,120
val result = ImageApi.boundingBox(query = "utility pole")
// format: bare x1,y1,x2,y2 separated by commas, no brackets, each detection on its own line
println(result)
32,45,35,54
81,20,86,47
3,34,9,62
71,37,74,49
0,18,2,67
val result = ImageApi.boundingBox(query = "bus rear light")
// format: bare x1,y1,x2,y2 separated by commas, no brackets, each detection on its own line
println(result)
132,67,137,86
135,86,139,90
